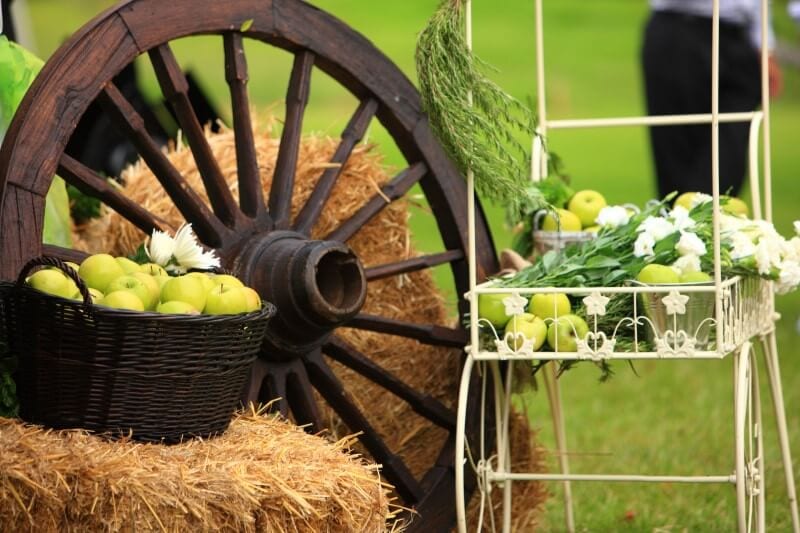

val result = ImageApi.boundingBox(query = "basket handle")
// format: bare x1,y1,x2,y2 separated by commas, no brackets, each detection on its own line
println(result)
16,256,94,306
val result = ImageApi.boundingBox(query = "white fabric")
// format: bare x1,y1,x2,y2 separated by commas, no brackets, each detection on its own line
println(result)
789,1,800,23
650,0,775,49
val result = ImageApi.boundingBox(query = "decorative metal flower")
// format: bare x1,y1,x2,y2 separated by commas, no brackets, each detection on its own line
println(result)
662,291,690,315
502,292,528,317
582,293,610,317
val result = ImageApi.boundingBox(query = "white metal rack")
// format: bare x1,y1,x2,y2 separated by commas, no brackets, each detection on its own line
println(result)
454,1,800,531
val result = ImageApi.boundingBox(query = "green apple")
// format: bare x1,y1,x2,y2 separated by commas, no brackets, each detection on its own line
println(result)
141,263,169,277
131,272,161,310
673,192,698,211
584,225,601,234
185,271,215,294
722,196,749,218
27,269,75,299
160,275,207,311
240,287,262,312
478,292,515,328
211,274,245,289
546,314,589,352
82,287,105,304
106,275,156,310
541,208,582,232
79,253,126,293
99,290,145,311
528,293,571,320
679,271,712,283
636,264,680,285
567,189,608,228
156,300,200,315
71,286,105,303
115,257,142,274
505,313,547,351
204,285,249,315
153,275,171,289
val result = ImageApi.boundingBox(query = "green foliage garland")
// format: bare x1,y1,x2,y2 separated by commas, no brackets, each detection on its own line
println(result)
415,0,545,214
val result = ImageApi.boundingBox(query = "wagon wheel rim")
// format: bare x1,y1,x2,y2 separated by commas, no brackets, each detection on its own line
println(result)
0,0,499,528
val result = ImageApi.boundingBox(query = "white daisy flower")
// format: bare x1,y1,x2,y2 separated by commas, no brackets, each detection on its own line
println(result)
145,229,176,266
169,224,221,274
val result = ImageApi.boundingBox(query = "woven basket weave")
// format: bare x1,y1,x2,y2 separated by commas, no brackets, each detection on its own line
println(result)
1,257,275,443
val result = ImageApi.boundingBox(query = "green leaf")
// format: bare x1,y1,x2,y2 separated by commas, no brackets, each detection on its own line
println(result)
585,255,621,270
43,177,73,248
240,19,254,32
1,37,72,250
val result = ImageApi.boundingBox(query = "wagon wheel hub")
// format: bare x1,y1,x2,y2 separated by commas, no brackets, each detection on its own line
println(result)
232,231,366,360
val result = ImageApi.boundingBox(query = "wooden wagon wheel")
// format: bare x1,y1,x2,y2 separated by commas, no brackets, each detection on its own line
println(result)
0,0,499,529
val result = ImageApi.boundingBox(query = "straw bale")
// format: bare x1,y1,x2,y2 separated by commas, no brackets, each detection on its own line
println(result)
0,409,389,532
73,119,547,528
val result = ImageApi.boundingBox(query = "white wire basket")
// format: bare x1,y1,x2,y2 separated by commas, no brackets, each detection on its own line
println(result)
472,275,774,362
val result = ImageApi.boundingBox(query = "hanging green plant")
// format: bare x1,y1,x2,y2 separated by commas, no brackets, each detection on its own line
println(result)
415,0,546,215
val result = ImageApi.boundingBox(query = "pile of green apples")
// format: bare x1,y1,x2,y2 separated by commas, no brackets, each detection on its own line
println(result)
539,189,607,234
479,292,588,352
25,254,262,315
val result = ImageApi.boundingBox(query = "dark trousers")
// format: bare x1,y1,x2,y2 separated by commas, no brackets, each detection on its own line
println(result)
642,11,762,199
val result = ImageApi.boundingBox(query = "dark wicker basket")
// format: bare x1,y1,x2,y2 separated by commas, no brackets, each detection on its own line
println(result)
1,257,275,443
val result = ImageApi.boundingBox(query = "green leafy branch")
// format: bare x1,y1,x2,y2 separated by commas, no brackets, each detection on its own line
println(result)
415,0,546,214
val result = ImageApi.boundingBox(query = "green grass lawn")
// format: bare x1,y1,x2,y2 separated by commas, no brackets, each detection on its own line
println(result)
20,0,800,530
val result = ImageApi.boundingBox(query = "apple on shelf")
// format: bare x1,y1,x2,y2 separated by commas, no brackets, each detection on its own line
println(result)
540,208,582,232
546,314,589,352
477,292,515,329
567,189,608,228
505,313,547,351
528,292,571,320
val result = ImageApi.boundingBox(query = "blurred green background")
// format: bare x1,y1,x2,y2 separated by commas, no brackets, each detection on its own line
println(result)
11,0,800,530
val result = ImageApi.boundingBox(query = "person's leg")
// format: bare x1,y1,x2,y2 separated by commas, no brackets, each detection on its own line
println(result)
718,28,761,196
642,13,706,198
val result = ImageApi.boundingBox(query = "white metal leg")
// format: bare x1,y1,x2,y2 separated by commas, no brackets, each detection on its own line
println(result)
542,361,575,533
456,353,475,533
760,332,800,532
734,342,766,533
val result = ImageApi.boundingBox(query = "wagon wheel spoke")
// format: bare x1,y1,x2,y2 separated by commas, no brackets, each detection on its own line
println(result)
269,50,314,229
223,32,268,223
97,83,229,247
262,363,290,419
324,336,456,431
305,349,425,504
365,249,464,281
41,245,89,265
285,361,324,432
325,162,427,243
293,98,378,235
348,313,467,348
149,43,244,228
57,154,168,236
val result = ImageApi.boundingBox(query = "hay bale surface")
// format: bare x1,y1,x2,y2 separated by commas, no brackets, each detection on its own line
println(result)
0,410,390,532
74,120,547,529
